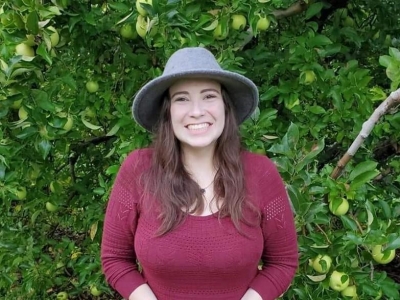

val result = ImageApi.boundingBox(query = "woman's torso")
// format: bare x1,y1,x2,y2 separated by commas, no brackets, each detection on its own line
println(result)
134,206,263,300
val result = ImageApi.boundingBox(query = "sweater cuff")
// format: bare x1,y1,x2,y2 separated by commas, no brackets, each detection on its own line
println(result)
249,274,279,300
114,271,147,299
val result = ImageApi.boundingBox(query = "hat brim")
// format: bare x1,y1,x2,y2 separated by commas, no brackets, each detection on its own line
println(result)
132,69,259,132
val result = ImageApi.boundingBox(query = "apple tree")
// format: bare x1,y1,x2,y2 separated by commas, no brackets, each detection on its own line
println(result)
0,0,399,299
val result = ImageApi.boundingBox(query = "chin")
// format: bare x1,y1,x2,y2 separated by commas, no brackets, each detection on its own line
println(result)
181,139,217,151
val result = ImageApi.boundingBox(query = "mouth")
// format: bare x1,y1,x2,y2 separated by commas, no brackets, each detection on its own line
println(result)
185,122,212,130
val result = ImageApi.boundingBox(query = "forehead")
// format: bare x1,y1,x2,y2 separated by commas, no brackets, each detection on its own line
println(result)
169,78,221,94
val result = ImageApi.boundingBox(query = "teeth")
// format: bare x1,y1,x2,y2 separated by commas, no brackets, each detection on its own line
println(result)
187,123,209,130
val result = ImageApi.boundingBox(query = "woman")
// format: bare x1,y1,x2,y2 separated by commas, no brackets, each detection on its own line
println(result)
101,47,298,300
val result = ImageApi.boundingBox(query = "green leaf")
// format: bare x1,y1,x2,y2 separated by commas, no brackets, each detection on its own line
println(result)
31,210,42,224
295,139,325,171
308,105,326,114
0,164,5,180
386,63,400,83
106,124,120,136
37,140,52,160
340,215,358,231
106,165,119,176
81,116,102,130
286,184,309,215
284,122,299,151
32,90,55,112
308,35,332,48
349,161,378,181
351,170,380,189
36,43,52,65
16,126,37,139
386,234,400,250
378,199,392,219
61,74,77,90
379,55,392,68
389,47,400,61
305,2,324,19
26,11,39,34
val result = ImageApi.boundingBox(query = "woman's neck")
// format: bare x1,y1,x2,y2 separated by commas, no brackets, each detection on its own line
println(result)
181,146,217,184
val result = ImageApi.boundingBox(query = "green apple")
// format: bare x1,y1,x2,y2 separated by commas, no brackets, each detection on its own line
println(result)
86,81,99,93
48,26,60,47
11,99,22,110
343,16,354,27
136,15,147,38
302,70,316,84
15,43,35,57
329,270,350,292
90,286,102,296
312,254,332,274
256,16,270,31
14,187,27,200
213,23,228,40
231,14,246,30
341,285,358,299
50,181,57,193
56,262,65,269
372,244,395,264
135,15,157,38
45,202,58,212
25,34,36,46
63,116,74,131
39,126,54,140
329,197,349,216
56,291,68,300
120,23,137,39
18,106,28,120
84,107,96,118
136,0,152,16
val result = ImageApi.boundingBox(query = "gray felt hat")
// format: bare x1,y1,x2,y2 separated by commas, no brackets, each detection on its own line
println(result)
132,47,259,132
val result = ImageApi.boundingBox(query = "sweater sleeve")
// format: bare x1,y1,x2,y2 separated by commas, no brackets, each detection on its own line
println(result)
101,150,147,299
249,158,299,300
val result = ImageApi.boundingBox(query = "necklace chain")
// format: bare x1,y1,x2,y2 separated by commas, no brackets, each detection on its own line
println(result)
200,179,214,194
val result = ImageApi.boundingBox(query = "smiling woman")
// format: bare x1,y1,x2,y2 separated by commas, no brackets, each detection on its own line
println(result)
101,47,298,300
169,78,226,151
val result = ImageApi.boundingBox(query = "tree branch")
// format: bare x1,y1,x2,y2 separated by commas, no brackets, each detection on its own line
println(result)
68,135,116,183
272,1,308,19
331,88,400,179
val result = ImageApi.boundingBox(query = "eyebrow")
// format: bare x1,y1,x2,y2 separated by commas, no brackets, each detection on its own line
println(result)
170,88,221,99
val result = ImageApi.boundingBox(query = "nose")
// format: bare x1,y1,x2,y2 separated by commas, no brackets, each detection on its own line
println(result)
188,98,204,117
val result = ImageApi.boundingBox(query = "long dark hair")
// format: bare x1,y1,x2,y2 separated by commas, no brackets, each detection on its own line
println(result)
142,88,258,235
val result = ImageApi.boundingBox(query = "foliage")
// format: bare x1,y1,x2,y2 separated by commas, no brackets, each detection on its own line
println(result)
0,0,399,299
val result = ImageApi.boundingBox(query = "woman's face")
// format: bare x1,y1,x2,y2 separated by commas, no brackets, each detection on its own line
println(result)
169,78,225,152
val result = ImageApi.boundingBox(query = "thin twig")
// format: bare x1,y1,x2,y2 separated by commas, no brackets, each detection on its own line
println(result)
315,224,332,244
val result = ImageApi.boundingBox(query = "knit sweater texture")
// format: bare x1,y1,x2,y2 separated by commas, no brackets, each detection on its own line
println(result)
101,148,298,300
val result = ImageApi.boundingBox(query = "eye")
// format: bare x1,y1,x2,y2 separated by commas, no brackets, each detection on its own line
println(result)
204,94,217,100
174,97,188,102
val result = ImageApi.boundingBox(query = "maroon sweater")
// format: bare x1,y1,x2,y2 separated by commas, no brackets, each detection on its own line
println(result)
101,149,298,300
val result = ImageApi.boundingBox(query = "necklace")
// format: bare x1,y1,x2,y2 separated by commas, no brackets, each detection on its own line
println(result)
200,180,214,194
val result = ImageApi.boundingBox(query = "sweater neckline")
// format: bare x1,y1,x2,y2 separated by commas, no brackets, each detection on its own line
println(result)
187,211,219,220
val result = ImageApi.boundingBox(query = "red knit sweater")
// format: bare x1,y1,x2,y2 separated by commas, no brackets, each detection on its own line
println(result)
101,149,298,300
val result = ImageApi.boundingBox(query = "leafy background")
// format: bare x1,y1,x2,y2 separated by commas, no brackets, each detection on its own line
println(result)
0,0,399,299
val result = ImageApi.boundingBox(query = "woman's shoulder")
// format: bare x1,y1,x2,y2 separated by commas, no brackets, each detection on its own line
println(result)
241,150,278,177
120,147,154,174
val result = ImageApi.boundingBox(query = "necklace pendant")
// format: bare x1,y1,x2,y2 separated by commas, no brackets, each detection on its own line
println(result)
200,188,205,194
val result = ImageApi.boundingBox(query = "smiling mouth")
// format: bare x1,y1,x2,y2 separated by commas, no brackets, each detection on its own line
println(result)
186,123,212,130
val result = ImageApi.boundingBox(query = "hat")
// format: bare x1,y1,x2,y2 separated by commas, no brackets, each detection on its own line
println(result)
132,47,259,132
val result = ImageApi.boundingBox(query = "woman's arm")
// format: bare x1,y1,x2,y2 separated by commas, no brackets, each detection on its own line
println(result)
241,288,263,300
248,158,299,300
128,284,158,300
101,151,151,299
